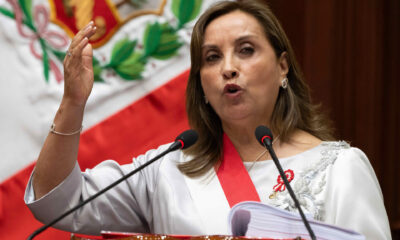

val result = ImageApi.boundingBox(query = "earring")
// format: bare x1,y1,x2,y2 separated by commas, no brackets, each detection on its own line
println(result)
281,77,288,89
204,96,209,104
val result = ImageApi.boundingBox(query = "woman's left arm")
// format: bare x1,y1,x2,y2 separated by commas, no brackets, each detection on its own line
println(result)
323,147,391,240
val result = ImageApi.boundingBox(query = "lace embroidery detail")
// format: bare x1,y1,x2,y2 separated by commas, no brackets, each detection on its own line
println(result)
267,141,350,221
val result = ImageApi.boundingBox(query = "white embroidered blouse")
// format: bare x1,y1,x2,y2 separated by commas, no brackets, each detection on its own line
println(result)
25,141,391,240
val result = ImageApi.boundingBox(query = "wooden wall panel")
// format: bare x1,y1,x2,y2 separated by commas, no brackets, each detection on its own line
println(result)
267,0,400,236
382,0,400,230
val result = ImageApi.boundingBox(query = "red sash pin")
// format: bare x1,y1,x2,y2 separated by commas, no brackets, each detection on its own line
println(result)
273,169,295,192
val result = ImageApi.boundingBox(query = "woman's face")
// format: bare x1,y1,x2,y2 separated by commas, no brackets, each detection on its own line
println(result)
200,10,288,127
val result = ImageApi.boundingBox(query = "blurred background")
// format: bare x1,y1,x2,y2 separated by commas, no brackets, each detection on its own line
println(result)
266,0,399,238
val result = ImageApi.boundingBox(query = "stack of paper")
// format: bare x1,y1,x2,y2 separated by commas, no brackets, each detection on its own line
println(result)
228,201,365,240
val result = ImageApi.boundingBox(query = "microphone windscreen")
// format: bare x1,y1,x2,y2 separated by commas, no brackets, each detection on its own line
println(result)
255,125,273,146
175,129,198,149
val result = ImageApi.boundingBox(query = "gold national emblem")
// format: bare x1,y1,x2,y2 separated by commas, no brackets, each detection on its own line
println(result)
48,0,166,48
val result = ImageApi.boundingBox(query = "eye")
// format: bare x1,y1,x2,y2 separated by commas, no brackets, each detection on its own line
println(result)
240,46,254,55
205,53,221,62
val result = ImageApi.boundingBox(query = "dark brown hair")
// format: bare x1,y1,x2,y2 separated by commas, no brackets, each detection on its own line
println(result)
180,0,334,177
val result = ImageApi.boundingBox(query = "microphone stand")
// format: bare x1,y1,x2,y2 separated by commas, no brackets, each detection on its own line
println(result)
263,138,316,240
27,143,182,240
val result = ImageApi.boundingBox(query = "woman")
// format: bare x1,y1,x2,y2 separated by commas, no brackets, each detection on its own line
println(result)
25,1,391,239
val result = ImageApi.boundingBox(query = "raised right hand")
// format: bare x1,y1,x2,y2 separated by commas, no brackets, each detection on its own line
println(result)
63,21,97,107
32,22,97,199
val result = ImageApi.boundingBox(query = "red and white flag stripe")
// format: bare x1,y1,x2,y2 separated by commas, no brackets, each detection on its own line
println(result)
0,0,221,238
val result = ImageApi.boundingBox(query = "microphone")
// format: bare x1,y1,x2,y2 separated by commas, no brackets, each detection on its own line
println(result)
255,126,316,240
27,129,198,240
168,129,199,151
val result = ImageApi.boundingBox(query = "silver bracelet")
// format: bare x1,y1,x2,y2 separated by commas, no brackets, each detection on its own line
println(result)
50,123,83,136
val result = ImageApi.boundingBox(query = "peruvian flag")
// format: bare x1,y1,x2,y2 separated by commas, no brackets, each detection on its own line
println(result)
0,0,215,239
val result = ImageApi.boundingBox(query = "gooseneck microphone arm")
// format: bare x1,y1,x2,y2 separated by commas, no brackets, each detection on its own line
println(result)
27,130,198,240
255,126,316,240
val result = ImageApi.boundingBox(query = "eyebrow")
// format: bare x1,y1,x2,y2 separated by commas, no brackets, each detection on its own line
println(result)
201,34,258,49
235,35,258,43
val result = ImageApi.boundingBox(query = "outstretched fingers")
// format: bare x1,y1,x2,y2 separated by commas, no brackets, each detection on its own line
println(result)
64,24,97,72
64,22,96,62
70,22,94,50
75,25,97,56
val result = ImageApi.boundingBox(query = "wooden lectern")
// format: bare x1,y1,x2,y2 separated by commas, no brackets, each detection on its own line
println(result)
71,233,302,240
72,234,250,240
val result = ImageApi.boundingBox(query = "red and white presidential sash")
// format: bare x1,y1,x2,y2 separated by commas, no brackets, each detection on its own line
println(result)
216,134,261,207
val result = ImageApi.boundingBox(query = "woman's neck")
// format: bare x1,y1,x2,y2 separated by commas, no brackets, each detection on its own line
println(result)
222,121,271,162
221,121,322,162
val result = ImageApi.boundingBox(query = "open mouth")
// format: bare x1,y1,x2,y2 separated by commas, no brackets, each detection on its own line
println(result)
224,84,242,94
